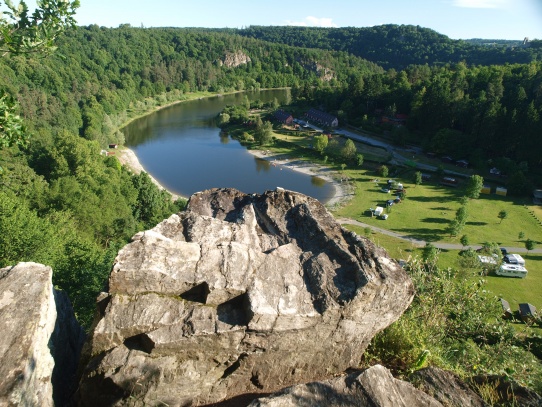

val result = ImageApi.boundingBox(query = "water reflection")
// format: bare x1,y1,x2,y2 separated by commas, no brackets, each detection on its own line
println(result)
311,176,327,187
254,157,271,173
123,90,334,203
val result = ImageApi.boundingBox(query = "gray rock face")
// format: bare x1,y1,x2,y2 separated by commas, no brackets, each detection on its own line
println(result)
249,365,443,407
222,51,251,67
77,188,415,406
411,367,488,407
0,262,85,407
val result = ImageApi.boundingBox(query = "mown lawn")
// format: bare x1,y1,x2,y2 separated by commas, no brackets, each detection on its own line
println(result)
343,225,542,318
333,168,542,248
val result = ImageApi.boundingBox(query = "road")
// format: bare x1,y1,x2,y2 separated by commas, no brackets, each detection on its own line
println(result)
337,218,542,254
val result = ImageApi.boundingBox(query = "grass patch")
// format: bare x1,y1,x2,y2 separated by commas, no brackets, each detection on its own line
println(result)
333,168,541,247
342,225,542,325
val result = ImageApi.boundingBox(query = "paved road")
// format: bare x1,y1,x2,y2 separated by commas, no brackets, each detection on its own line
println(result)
337,218,542,254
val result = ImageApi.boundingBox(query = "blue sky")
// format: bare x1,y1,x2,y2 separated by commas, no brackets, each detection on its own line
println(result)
23,0,542,40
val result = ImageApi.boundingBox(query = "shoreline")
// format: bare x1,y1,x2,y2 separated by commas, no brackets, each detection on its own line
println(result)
247,149,354,208
116,147,183,201
116,146,353,208
114,88,352,208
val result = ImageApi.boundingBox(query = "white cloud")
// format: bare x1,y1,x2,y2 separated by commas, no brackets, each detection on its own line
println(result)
284,16,338,28
452,0,508,9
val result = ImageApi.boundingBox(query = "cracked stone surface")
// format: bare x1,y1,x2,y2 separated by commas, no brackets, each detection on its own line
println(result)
76,188,415,406
0,263,84,407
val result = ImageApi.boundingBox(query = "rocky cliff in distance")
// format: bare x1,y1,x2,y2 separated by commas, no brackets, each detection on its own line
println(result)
76,188,415,406
0,263,85,407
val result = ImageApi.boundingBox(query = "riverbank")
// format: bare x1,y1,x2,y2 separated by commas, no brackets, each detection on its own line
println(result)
116,146,352,208
248,149,354,208
116,147,183,201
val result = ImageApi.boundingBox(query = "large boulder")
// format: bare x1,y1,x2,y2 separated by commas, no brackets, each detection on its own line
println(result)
77,188,415,406
0,262,85,406
248,364,443,407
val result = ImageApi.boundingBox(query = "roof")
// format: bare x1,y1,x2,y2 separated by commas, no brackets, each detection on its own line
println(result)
305,108,338,125
274,109,293,122
519,303,537,316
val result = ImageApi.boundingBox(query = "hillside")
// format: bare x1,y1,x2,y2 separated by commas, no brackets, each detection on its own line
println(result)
237,24,542,69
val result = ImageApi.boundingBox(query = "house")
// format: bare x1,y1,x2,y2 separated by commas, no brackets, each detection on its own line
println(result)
381,113,408,126
108,143,118,149
533,189,542,205
273,109,293,125
481,185,491,194
305,108,339,127
518,303,538,324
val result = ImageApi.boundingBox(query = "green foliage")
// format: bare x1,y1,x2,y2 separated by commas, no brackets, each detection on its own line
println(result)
421,242,439,269
254,121,273,146
379,165,389,178
341,138,356,161
460,234,469,248
498,209,508,223
365,257,542,391
356,153,364,167
0,0,80,56
132,171,177,229
465,175,484,199
0,91,26,148
414,171,422,186
313,134,328,154
525,238,536,253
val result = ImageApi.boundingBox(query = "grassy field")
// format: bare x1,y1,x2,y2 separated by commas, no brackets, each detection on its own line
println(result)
332,166,541,248
343,225,542,317
240,119,542,319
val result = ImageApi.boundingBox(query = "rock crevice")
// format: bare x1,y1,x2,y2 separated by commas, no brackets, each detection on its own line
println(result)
77,188,415,406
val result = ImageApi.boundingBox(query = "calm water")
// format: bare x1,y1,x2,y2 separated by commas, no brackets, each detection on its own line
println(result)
123,90,335,202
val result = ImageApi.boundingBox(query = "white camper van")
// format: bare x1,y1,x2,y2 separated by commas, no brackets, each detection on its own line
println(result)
495,264,528,278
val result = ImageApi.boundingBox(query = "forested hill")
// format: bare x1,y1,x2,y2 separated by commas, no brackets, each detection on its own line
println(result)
0,25,382,327
237,25,542,69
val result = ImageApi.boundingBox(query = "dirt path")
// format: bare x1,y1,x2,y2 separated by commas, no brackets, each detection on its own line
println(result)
337,218,542,253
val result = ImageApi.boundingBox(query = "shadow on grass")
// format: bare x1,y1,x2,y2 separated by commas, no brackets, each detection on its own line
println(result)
431,206,452,211
422,217,451,224
466,221,488,226
409,195,456,203
395,227,445,242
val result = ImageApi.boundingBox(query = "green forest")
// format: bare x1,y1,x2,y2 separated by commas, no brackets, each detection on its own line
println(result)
1,8,542,391
1,2,542,399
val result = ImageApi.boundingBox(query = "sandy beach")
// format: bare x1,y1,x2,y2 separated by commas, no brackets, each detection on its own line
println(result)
247,149,354,208
116,146,354,208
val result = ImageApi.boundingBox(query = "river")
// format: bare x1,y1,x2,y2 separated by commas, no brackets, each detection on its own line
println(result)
123,90,335,203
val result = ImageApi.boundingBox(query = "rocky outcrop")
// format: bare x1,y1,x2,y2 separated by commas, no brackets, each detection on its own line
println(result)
249,364,442,407
0,262,85,407
222,50,251,67
297,59,335,81
77,188,415,406
410,367,488,407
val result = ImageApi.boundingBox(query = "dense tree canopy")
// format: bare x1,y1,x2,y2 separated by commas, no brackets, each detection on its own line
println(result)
1,22,541,327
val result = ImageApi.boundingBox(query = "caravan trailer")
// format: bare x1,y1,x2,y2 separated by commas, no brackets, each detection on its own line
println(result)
495,264,528,278
503,254,525,266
